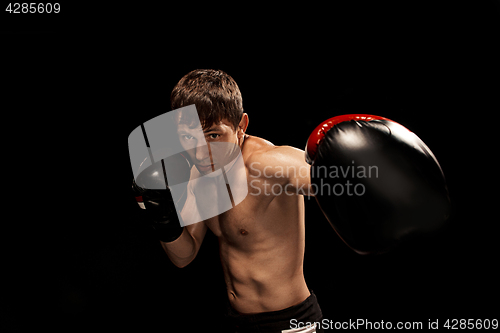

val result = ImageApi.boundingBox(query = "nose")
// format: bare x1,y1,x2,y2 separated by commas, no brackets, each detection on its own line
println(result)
195,143,211,163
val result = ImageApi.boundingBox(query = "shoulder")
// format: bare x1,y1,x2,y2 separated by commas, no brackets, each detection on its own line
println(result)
242,135,275,154
243,136,274,168
243,136,304,177
244,136,303,161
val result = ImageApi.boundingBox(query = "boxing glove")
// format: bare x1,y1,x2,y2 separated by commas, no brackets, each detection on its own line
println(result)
131,152,191,242
306,114,451,254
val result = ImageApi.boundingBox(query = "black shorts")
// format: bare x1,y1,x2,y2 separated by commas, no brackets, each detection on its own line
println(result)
225,291,324,333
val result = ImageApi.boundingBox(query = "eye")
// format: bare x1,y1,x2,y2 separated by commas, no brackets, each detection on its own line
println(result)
182,134,194,140
207,133,220,140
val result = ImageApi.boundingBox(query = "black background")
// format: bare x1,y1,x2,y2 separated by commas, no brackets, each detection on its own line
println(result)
2,1,499,332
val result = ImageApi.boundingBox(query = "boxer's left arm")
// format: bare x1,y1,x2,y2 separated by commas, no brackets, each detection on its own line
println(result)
248,145,313,196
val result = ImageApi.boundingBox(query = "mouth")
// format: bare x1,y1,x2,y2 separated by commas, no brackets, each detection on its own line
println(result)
196,164,214,172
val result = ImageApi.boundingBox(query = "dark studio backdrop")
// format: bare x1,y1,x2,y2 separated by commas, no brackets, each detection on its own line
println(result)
2,1,499,332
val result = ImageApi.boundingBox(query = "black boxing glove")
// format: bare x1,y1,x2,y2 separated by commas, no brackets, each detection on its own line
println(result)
306,114,451,254
131,152,191,243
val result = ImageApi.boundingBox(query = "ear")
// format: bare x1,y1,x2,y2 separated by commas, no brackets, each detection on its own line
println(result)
238,113,249,137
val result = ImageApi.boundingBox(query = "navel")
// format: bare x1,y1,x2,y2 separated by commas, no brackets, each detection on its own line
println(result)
239,228,249,236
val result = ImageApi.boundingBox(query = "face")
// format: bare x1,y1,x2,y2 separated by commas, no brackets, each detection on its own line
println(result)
177,117,245,176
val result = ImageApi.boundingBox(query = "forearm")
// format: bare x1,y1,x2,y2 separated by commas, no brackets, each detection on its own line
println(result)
160,228,197,268
161,220,208,268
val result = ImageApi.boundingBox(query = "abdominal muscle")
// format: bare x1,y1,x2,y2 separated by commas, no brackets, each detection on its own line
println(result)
220,243,310,314
212,195,311,314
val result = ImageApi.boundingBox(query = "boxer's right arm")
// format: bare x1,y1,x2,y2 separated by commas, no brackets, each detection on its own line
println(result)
160,177,208,268
131,152,207,268
160,221,207,268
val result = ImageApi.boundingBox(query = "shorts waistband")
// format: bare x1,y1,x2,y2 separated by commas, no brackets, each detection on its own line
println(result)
226,291,322,327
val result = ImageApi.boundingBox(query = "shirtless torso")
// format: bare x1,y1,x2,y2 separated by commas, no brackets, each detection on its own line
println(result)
204,135,310,313
162,130,313,314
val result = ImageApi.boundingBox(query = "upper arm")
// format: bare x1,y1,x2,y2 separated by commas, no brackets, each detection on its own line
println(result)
186,220,208,251
248,145,313,196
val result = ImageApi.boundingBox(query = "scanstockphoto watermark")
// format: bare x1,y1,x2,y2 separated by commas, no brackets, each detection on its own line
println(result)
288,318,499,331
248,161,378,196
289,318,424,331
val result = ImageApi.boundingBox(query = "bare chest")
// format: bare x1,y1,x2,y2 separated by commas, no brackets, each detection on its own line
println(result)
204,193,303,254
204,193,269,245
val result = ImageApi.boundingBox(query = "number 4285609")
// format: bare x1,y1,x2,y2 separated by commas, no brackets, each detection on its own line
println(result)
6,3,60,13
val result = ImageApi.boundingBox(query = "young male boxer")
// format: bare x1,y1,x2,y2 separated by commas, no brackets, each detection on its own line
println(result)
134,69,323,333
131,69,450,332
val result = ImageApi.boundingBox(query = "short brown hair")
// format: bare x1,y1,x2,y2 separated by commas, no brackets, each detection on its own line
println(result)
170,69,244,131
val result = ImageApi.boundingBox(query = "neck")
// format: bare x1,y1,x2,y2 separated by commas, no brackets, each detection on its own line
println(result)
239,134,248,150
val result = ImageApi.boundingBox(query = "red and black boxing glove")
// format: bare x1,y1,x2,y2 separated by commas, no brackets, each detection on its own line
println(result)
306,114,451,254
